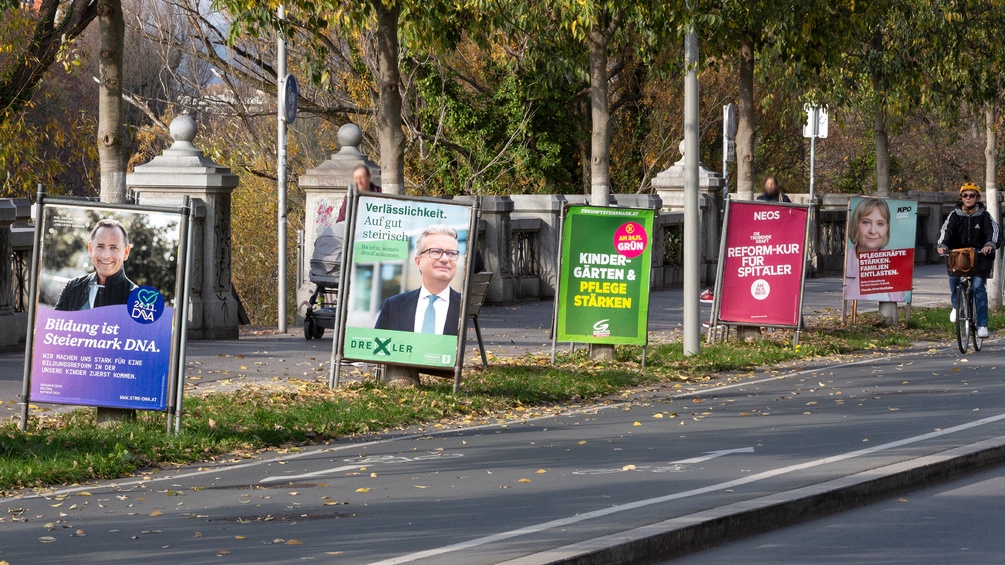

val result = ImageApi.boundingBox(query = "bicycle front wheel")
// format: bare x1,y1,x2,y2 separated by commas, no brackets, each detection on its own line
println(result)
956,286,971,353
972,291,983,352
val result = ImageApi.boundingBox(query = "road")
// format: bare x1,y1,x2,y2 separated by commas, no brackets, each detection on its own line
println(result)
672,464,1005,564
2,336,1004,564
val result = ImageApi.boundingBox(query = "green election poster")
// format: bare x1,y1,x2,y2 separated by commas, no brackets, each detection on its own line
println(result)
556,206,654,344
341,194,473,369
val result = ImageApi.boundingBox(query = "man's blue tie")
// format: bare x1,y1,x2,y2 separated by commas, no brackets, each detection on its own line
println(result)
421,294,438,334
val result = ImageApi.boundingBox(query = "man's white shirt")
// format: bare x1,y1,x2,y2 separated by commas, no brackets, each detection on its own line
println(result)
413,286,452,334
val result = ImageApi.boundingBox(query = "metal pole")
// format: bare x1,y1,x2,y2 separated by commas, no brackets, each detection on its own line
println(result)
18,185,46,431
683,27,701,356
277,5,289,333
166,197,190,434
174,206,195,434
807,123,817,277
550,205,568,365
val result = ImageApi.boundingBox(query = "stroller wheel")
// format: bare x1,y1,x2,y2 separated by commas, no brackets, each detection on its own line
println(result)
314,324,325,339
304,318,316,340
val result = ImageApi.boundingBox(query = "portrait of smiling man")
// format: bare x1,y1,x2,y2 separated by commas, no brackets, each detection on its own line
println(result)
374,224,463,335
54,218,138,311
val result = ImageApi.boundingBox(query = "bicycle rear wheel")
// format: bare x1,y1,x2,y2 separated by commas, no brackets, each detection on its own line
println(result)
956,285,970,353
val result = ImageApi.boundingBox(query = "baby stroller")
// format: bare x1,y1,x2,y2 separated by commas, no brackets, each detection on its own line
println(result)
304,223,344,340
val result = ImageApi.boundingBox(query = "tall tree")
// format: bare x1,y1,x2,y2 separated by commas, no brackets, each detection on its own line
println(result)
0,0,98,121
97,0,126,203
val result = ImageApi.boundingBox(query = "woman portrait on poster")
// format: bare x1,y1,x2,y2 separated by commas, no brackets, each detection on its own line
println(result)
845,198,907,302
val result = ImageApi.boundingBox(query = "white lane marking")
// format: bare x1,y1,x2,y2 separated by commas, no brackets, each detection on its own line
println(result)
0,347,940,503
573,447,756,475
671,447,756,465
259,453,465,483
369,411,1005,564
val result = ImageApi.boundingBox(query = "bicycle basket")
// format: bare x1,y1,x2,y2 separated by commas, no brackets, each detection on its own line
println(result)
947,248,976,275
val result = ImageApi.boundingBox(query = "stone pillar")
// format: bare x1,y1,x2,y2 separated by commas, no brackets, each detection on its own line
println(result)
0,200,26,349
652,142,725,284
126,115,240,340
480,196,516,303
297,123,379,322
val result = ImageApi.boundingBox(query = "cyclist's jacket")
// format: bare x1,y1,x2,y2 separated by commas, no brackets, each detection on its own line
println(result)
938,200,1001,279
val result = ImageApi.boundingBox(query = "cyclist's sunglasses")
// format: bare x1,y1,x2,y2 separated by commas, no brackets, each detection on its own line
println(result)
961,192,979,199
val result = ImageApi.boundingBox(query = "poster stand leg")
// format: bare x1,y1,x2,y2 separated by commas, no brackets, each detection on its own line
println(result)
550,204,567,366
329,189,358,389
173,203,195,435
641,344,647,370
18,185,46,431
906,293,912,324
333,356,343,388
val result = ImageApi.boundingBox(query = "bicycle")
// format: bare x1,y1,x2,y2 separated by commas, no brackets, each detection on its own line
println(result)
944,249,983,353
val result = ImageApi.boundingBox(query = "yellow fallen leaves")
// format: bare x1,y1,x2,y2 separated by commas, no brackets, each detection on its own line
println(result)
355,488,370,493
536,469,547,474
652,413,664,419
633,422,642,427
149,510,163,517
517,478,533,483
622,465,636,471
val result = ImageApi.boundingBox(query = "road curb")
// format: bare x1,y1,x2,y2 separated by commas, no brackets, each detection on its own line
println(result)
500,435,1005,565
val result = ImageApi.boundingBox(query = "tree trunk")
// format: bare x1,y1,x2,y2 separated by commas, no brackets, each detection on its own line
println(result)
735,35,755,200
372,0,405,195
588,27,612,207
986,104,1002,309
870,29,891,197
96,0,132,423
586,13,621,362
873,102,891,197
97,0,126,203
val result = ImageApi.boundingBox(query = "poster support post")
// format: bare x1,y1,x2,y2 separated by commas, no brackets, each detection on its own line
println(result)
171,199,193,434
453,198,481,394
550,204,568,365
330,187,358,388
18,185,46,431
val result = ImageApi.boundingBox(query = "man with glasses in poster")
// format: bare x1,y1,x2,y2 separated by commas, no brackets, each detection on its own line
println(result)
937,182,1000,338
375,225,463,335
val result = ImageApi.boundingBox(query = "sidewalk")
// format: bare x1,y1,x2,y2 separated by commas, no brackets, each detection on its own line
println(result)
0,264,952,415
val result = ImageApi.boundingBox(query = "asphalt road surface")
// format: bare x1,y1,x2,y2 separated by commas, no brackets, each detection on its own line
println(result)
672,464,1005,564
3,337,1005,564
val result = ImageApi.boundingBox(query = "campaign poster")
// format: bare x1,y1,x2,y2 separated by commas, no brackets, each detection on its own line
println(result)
717,201,808,327
843,197,916,302
29,204,181,411
341,194,473,368
556,206,654,345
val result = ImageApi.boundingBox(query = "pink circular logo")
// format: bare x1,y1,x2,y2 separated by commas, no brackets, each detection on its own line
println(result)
613,222,648,258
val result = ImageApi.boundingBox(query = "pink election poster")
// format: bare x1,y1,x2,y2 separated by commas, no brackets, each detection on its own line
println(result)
717,202,809,327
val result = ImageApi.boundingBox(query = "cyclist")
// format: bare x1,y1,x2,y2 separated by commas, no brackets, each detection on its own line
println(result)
936,182,1000,338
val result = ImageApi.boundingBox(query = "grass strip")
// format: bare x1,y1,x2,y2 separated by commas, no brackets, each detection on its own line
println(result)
0,306,981,490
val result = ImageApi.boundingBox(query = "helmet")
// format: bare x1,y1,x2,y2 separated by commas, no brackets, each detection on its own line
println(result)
960,182,981,196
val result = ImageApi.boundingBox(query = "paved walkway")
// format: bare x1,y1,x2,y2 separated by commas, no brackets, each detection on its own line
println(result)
0,264,953,416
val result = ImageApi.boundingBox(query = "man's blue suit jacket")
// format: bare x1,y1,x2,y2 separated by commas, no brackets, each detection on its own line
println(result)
374,288,462,335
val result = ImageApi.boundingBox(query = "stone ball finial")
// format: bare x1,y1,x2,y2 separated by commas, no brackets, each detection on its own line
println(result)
171,115,197,143
678,139,686,157
337,123,363,148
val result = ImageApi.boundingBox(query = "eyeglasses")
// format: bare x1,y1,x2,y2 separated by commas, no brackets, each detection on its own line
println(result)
419,248,460,261
962,193,979,199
